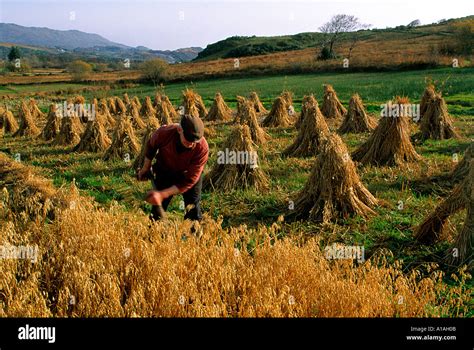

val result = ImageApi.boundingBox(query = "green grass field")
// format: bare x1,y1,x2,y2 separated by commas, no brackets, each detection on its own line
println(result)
1,67,473,311
5,67,474,115
123,66,467,118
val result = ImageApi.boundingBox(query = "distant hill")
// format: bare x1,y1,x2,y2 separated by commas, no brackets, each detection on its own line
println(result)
0,23,128,50
71,46,203,63
195,16,474,61
0,23,202,63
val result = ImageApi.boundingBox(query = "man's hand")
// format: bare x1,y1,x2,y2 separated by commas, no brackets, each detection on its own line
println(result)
137,157,153,181
144,186,179,206
145,190,163,205
137,168,151,181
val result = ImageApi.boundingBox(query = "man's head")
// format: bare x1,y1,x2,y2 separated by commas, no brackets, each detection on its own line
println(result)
177,114,204,148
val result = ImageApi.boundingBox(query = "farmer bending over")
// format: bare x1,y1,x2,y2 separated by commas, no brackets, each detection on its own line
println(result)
137,114,208,221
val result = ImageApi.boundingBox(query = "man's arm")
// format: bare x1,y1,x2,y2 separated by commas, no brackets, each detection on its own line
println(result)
144,145,208,205
137,127,165,180
137,126,164,181
137,157,152,181
146,185,180,206
140,155,179,203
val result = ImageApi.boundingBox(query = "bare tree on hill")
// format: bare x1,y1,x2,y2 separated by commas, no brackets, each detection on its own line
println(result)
318,14,370,60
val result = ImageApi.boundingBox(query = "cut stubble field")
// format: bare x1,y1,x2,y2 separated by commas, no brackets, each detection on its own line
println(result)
0,67,473,317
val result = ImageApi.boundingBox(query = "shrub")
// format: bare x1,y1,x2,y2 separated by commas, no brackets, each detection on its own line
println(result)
318,47,335,60
67,60,93,82
139,58,169,85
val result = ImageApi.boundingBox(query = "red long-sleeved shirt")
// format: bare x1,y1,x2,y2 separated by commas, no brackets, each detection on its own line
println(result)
145,124,208,193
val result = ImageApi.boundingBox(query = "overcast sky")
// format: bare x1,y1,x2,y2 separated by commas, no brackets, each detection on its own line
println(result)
0,0,471,50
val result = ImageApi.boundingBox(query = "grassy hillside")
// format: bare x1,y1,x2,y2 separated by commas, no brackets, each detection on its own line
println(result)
195,16,473,61
194,33,324,61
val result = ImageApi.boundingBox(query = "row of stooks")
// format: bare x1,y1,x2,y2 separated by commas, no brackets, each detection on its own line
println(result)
0,83,458,157
0,86,471,266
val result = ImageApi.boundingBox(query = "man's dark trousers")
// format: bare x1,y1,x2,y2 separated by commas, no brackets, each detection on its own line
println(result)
150,172,203,221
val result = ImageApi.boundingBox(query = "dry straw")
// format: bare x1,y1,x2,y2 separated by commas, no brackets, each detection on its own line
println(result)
132,96,142,110
115,97,128,116
14,101,41,137
249,91,268,115
98,98,116,128
419,84,436,123
295,95,317,130
451,142,473,183
163,95,179,121
262,96,292,127
419,93,459,140
204,126,217,139
0,152,470,317
147,114,161,129
194,93,208,120
352,97,421,166
238,100,268,145
140,96,156,119
0,152,57,220
108,97,118,115
283,100,329,157
103,114,140,161
41,104,62,141
155,95,176,125
28,99,46,120
127,101,146,130
74,116,111,153
53,109,84,146
206,92,232,122
154,92,163,108
280,90,293,109
123,93,131,106
338,94,377,134
2,107,19,134
73,97,89,124
182,90,203,118
182,89,207,119
289,133,377,223
204,124,269,192
321,84,347,119
234,96,247,124
74,95,86,104
280,90,296,122
415,159,473,265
